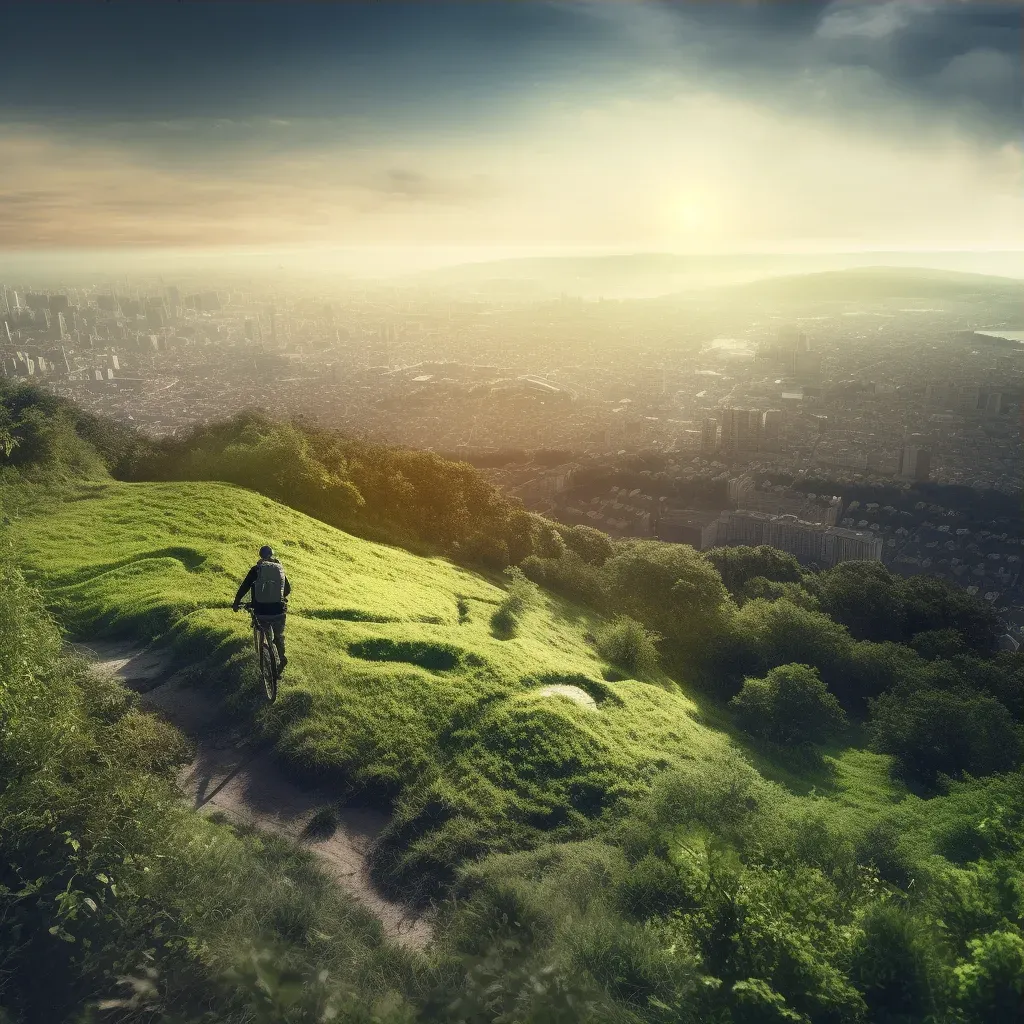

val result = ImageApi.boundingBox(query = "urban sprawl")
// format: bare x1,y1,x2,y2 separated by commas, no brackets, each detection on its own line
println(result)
2,274,1021,645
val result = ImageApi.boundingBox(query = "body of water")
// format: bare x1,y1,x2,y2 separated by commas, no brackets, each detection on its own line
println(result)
976,329,1024,342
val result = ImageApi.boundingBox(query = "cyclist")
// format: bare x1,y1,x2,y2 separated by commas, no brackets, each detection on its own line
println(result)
233,544,291,675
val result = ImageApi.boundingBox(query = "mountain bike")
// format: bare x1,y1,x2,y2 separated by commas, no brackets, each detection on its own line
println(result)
241,602,278,703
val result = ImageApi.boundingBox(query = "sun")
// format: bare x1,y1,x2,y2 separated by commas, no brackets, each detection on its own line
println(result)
672,191,718,235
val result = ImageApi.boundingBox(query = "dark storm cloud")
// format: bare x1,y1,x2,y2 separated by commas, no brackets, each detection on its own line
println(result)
0,2,607,124
0,2,1017,144
569,1,1022,141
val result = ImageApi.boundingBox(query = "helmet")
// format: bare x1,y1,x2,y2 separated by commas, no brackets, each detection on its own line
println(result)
259,545,274,560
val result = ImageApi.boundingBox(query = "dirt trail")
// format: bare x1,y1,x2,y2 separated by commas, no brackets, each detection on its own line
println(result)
75,640,432,949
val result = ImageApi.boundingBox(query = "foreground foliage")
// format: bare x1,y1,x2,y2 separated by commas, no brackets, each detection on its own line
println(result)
4,389,1024,1023
0,559,424,1023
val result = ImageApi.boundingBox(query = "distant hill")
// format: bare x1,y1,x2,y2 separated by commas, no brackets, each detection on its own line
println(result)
408,251,1024,299
720,265,1024,303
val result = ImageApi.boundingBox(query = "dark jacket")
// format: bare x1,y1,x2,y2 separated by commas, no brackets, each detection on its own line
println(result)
234,558,291,616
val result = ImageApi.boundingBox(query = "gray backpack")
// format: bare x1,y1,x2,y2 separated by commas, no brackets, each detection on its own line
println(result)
254,560,286,604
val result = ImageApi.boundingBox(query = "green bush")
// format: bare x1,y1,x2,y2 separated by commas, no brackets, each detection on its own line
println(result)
954,927,1024,1023
740,575,820,610
704,545,802,597
911,628,967,661
731,664,848,746
603,541,731,668
534,524,566,560
560,524,615,567
520,553,606,610
490,566,540,639
870,685,1022,786
721,598,855,694
593,615,661,678
849,903,945,1022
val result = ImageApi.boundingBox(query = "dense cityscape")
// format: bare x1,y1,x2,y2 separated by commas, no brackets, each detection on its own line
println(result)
2,265,1022,643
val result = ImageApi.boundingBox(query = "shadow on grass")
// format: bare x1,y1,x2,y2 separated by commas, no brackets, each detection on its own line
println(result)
303,608,397,623
741,737,843,796
45,546,210,586
348,637,462,671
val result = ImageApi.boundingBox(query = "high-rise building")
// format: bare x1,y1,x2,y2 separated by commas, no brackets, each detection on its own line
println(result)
655,509,719,549
822,527,883,566
762,409,784,442
700,417,718,455
794,351,822,380
719,408,760,459
714,510,773,546
763,515,825,565
898,446,931,482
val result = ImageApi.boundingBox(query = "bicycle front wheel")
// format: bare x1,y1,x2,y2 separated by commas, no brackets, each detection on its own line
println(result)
258,631,278,703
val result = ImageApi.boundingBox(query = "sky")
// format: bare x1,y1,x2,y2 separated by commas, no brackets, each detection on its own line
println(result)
0,1,1021,267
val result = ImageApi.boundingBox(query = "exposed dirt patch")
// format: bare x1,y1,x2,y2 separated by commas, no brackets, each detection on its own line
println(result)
80,641,432,948
538,684,598,711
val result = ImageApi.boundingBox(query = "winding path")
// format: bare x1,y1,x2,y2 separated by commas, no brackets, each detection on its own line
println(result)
75,640,432,949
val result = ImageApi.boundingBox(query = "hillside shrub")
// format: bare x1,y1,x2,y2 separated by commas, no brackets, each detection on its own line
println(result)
704,545,802,598
534,524,566,560
730,664,848,746
491,566,540,638
520,553,606,609
593,615,660,678
740,575,820,610
954,927,1024,1023
560,524,615,567
848,903,945,1023
911,628,967,661
718,598,854,696
870,685,1022,787
603,541,731,668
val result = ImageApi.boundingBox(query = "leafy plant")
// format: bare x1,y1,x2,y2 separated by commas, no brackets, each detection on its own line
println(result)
730,663,847,746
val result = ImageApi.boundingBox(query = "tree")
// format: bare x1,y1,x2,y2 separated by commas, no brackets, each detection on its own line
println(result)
704,545,801,598
817,561,906,643
561,525,615,567
730,664,847,746
902,576,997,654
726,598,854,688
870,686,1022,787
603,541,731,666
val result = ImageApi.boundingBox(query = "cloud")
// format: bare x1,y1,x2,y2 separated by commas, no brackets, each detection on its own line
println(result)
817,1,926,40
1,4,1021,251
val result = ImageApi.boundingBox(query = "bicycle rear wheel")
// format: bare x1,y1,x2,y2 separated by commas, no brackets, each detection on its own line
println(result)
258,630,278,703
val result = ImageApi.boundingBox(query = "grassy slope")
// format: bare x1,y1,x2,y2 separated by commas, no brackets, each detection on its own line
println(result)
13,479,901,893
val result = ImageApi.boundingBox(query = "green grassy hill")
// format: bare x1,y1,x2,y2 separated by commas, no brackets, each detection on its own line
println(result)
11,476,1024,1022
13,479,899,896
12,481,735,887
